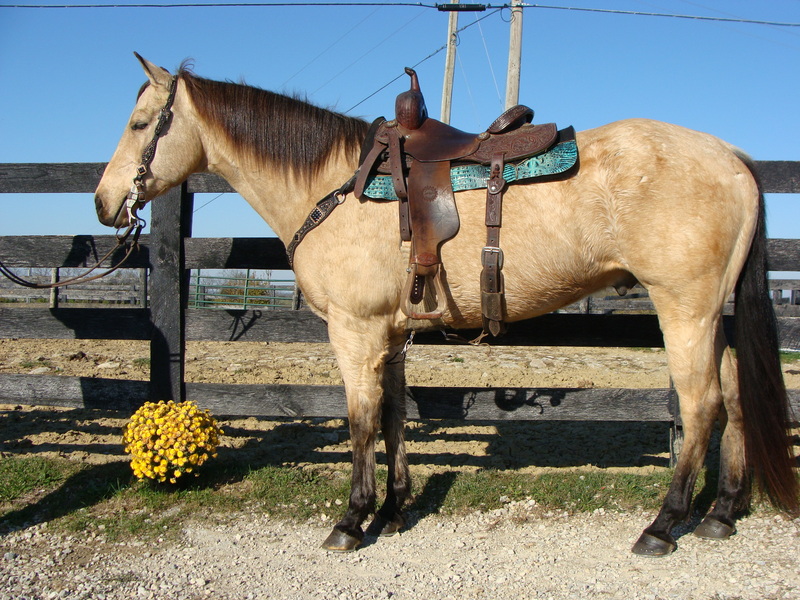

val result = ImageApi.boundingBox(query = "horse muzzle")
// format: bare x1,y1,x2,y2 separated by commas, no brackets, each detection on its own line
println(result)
95,193,129,228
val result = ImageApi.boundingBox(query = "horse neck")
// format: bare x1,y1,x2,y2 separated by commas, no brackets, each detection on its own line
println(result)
196,118,360,244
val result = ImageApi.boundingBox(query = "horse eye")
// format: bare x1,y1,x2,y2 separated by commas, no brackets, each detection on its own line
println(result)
131,121,149,131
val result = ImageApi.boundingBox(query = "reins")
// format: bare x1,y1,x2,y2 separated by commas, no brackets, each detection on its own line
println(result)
0,223,143,289
0,75,179,290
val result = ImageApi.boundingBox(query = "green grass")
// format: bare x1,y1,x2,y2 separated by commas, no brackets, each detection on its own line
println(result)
19,359,53,369
0,454,679,541
780,350,800,363
421,469,675,515
0,456,77,502
2,453,790,543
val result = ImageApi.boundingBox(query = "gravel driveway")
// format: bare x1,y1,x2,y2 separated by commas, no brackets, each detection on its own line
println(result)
2,504,799,600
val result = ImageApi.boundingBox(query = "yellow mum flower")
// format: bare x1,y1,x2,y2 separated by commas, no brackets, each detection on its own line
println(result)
123,400,223,484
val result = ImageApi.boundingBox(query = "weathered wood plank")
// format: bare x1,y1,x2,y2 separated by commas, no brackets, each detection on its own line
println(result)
0,373,671,420
184,237,289,269
0,163,107,193
183,384,678,420
188,311,665,347
0,236,293,271
405,387,677,421
0,235,151,269
779,318,800,352
767,239,800,272
2,374,798,422
2,235,797,273
4,306,798,350
754,161,800,194
1,162,798,194
186,308,329,342
185,173,235,194
0,373,148,411
0,307,152,339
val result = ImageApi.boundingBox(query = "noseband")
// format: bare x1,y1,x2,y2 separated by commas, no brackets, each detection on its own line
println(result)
0,76,179,290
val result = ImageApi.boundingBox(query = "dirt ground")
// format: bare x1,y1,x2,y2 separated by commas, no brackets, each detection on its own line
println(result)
1,339,799,476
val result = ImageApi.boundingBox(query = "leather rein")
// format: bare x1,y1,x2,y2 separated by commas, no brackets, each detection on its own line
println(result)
0,75,178,290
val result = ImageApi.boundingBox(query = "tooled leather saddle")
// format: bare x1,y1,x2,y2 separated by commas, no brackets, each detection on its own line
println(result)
354,68,578,336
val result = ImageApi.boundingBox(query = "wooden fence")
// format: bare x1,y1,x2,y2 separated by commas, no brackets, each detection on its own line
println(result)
1,161,799,460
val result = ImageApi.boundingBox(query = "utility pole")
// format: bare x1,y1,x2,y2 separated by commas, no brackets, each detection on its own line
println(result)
441,10,459,124
505,0,524,109
437,3,486,123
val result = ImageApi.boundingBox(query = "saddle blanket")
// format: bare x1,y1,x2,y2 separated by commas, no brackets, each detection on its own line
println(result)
360,134,578,201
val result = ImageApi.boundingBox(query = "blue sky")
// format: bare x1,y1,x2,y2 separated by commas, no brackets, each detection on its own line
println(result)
1,0,798,255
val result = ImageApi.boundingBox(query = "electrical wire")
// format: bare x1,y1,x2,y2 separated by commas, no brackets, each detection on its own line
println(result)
475,12,503,107
2,3,799,28
346,7,503,112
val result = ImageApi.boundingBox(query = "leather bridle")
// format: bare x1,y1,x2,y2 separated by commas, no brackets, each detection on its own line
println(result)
124,74,179,228
0,75,179,290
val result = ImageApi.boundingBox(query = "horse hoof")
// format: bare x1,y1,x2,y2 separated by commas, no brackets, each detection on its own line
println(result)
380,514,405,537
321,528,362,552
694,517,736,540
365,513,405,537
631,532,677,556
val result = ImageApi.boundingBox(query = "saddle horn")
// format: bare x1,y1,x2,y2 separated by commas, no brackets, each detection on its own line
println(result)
395,67,428,130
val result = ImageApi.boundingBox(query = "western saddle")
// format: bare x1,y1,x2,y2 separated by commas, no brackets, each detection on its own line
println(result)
354,68,576,337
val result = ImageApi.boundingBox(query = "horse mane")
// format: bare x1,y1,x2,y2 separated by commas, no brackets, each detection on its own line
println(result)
177,65,369,179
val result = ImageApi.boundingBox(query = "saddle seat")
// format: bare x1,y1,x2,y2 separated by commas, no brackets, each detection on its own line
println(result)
398,106,556,165
354,68,567,333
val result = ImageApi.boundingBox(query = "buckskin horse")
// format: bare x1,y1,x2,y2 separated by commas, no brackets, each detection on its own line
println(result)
95,54,798,556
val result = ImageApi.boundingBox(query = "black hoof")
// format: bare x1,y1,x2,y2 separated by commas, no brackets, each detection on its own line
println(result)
321,527,363,552
631,532,677,556
367,512,405,537
694,516,736,540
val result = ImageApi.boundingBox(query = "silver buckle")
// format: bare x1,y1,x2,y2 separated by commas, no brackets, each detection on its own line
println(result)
481,246,504,269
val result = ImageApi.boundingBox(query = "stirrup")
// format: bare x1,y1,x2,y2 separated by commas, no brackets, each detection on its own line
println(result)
400,264,448,320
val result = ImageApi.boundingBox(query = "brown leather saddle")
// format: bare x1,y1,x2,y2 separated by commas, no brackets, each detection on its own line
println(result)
355,67,572,336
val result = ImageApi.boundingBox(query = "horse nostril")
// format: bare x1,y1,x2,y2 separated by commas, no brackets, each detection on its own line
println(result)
94,194,116,226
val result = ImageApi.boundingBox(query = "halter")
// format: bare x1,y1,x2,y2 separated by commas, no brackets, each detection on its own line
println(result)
0,75,179,290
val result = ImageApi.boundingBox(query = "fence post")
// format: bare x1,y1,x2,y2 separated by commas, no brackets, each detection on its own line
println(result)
138,268,148,307
149,183,194,401
49,268,59,308
244,268,251,309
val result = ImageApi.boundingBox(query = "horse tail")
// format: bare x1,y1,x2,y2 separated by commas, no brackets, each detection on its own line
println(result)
734,154,799,514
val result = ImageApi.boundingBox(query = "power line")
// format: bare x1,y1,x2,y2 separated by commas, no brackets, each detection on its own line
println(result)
345,7,502,113
2,3,799,28
523,4,800,28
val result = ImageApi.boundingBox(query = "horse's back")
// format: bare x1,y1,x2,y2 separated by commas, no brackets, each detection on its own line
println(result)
439,118,760,326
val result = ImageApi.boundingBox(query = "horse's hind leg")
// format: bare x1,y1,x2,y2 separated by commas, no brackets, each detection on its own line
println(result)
632,294,726,556
694,342,750,539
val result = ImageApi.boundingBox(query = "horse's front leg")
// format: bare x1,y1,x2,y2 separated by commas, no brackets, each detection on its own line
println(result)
321,315,401,552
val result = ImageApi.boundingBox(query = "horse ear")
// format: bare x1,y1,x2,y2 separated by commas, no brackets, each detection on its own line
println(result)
133,52,173,89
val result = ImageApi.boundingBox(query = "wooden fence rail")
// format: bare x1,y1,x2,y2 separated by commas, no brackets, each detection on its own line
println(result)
1,162,799,452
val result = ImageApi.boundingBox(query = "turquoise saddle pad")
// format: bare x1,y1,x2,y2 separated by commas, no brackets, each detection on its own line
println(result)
360,137,578,201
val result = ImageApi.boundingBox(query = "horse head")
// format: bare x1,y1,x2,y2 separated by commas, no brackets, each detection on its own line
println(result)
95,54,204,228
